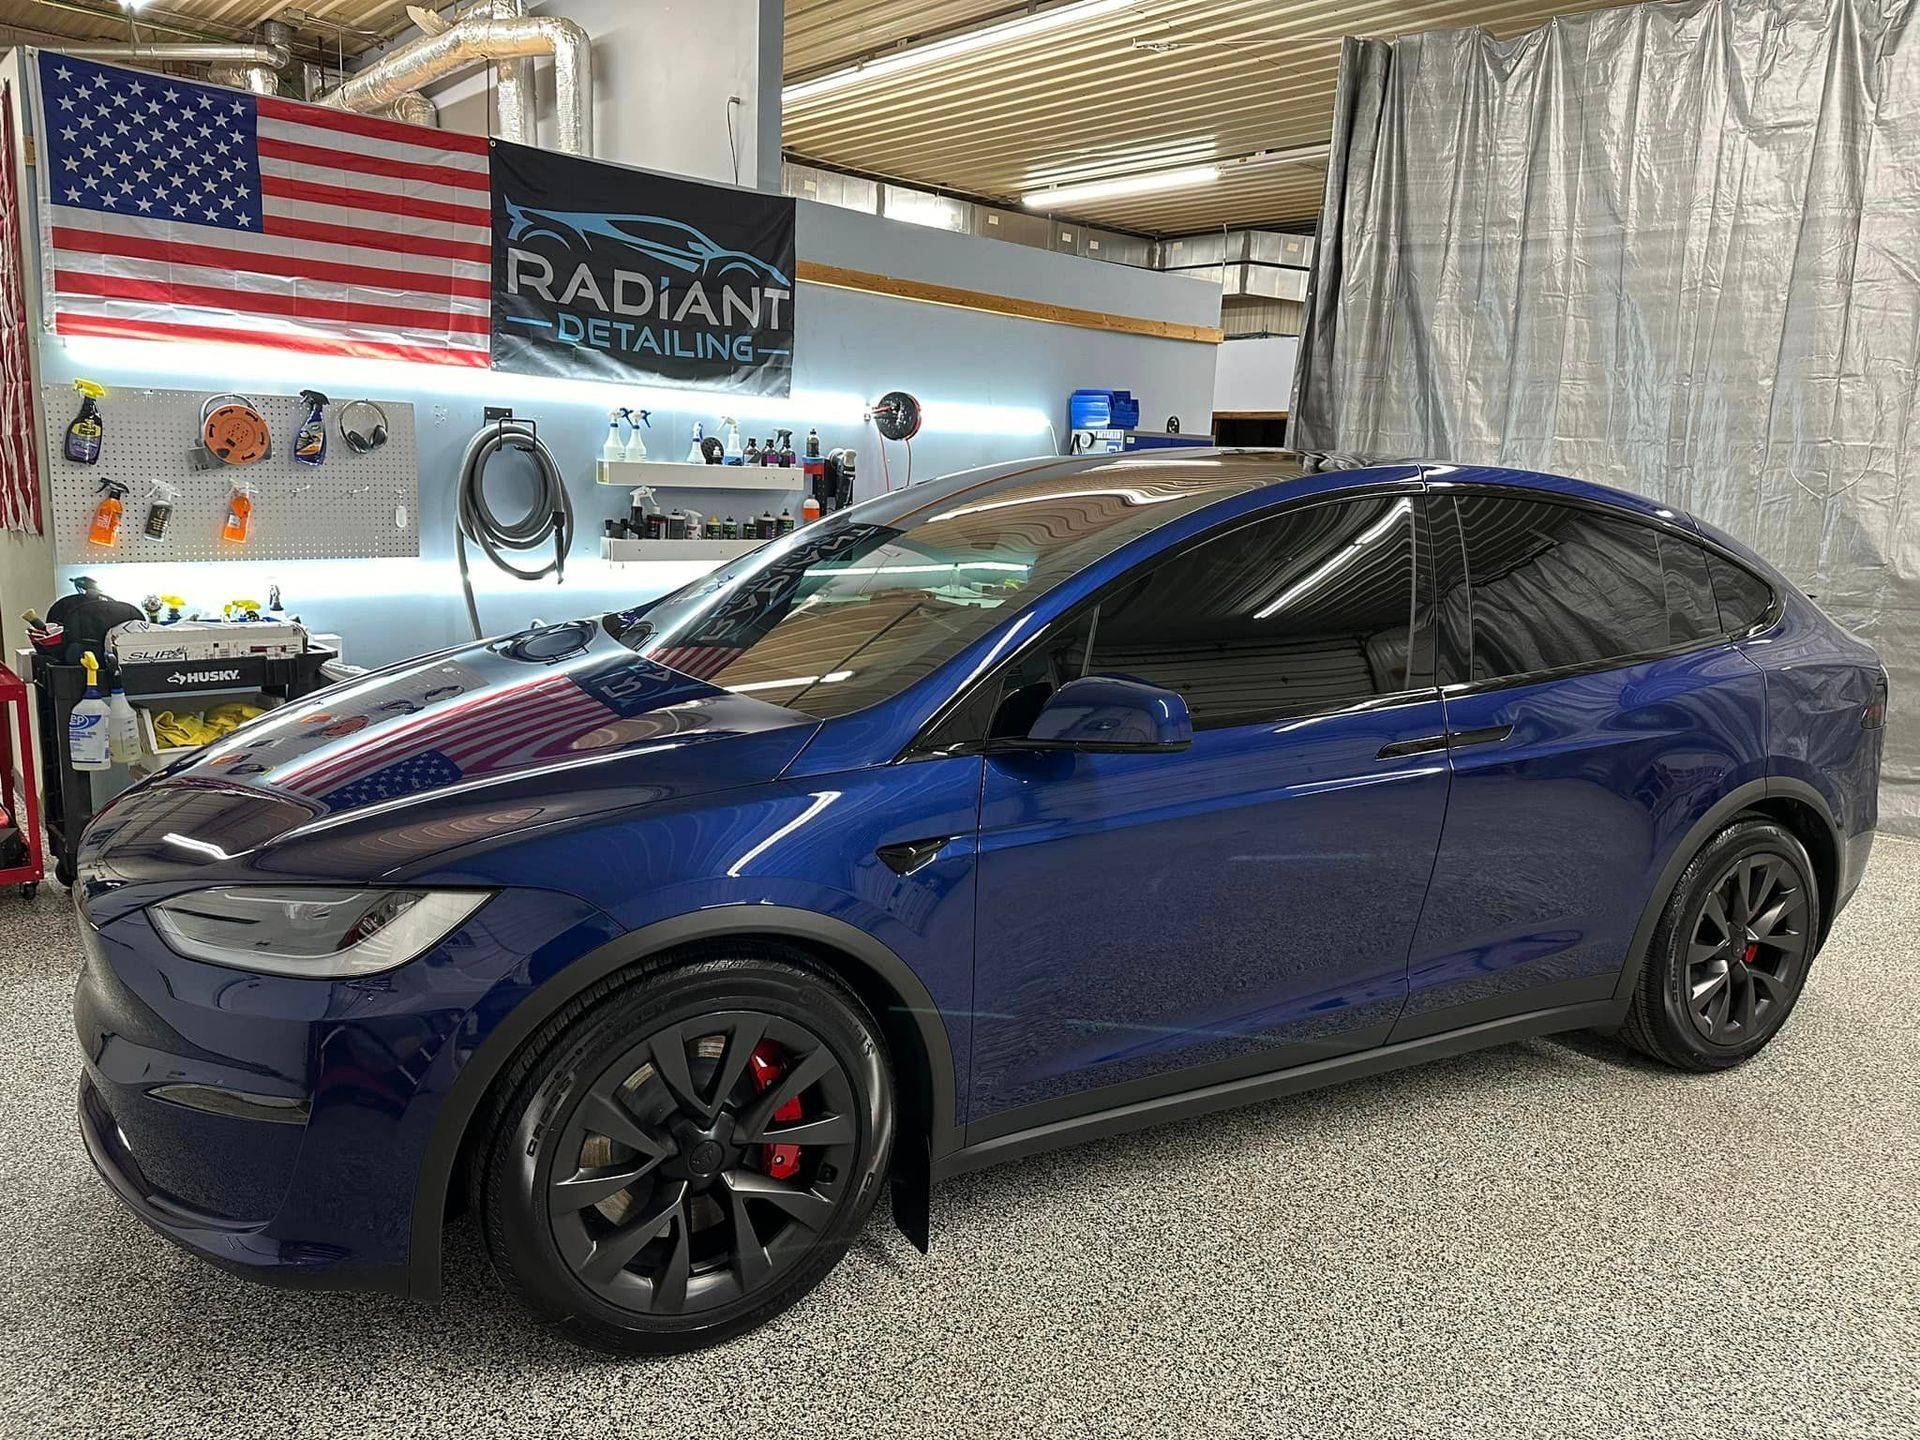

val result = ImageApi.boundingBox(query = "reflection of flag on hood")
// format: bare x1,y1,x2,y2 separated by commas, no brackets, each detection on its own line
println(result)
297,673,611,809
277,660,714,810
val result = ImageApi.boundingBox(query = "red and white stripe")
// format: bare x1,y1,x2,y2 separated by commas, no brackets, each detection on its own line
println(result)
48,97,490,367
276,674,613,795
646,644,747,681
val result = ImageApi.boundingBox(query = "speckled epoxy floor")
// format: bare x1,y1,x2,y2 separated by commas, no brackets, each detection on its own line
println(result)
2,840,1917,1439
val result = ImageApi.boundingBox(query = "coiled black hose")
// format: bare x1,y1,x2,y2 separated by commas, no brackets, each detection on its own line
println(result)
454,418,574,639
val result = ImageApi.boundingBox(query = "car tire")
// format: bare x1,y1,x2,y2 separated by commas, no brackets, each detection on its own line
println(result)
1620,817,1822,1071
472,946,895,1354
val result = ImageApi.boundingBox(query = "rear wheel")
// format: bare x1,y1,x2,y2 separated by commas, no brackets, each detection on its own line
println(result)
475,951,895,1353
1621,818,1820,1071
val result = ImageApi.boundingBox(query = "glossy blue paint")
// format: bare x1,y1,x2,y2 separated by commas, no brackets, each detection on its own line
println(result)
1400,645,1770,1039
1025,676,1193,749
969,693,1450,1119
69,450,1885,1303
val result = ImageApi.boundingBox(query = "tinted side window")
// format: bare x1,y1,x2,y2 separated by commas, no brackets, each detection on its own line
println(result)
1705,553,1775,634
1659,532,1721,644
1084,496,1420,727
1454,496,1667,680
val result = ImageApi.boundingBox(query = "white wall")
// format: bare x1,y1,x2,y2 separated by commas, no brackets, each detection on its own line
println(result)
1214,334,1299,416
43,202,1222,667
418,0,781,188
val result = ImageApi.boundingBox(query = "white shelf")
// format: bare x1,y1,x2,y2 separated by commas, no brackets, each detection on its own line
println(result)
601,537,764,563
597,459,804,490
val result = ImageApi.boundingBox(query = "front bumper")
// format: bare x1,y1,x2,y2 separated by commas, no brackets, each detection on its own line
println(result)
73,884,622,1296
79,1072,397,1291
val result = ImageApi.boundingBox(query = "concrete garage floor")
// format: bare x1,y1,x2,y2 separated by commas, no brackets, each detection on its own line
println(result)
2,842,1916,1440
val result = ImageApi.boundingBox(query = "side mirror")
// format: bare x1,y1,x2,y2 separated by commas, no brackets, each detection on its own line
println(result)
1021,675,1192,753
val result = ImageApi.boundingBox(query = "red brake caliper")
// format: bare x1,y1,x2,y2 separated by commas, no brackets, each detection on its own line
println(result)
747,1041,804,1180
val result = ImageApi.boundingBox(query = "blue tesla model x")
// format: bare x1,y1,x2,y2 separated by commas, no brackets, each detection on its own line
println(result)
73,451,1884,1352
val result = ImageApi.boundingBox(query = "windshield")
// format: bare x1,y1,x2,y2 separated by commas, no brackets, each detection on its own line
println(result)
611,459,1273,717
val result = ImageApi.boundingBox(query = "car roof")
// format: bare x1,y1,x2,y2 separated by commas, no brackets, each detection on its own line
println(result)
857,448,1678,532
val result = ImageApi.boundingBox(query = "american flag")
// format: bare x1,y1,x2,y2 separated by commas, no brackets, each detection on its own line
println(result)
281,673,617,809
646,642,749,682
1,84,43,534
34,52,489,367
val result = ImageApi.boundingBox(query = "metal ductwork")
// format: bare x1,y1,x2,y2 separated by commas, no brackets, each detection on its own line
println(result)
54,41,291,68
318,10,591,155
61,19,293,97
382,92,439,127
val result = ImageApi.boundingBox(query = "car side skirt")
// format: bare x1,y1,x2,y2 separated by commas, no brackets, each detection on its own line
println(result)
935,999,1622,1181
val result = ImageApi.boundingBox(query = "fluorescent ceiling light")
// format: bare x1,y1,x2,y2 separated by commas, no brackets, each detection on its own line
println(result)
785,0,1135,104
1020,143,1331,211
1022,165,1220,210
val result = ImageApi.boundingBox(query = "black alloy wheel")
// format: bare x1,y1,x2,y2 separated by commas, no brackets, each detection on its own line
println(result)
475,952,894,1354
1621,816,1822,1071
548,1012,860,1316
1682,852,1810,1045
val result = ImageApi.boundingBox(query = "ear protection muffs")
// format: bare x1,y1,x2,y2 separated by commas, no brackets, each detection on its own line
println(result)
338,398,391,455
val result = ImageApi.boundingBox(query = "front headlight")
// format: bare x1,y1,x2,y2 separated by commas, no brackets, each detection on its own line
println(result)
149,886,493,978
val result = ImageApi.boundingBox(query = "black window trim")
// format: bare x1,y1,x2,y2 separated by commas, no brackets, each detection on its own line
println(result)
1428,484,1784,701
901,480,1437,760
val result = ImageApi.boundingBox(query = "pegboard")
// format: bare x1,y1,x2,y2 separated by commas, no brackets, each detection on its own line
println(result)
41,384,419,564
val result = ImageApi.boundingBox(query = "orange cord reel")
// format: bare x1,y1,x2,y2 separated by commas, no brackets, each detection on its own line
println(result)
200,395,272,466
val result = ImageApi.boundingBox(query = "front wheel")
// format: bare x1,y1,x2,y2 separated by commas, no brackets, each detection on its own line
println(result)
474,950,895,1354
1621,817,1821,1071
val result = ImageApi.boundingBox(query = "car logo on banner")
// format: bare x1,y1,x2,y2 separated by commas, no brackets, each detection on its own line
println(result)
489,140,796,396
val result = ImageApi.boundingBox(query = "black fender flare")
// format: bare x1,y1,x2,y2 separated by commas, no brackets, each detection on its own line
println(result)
1609,776,1841,1010
405,905,959,1301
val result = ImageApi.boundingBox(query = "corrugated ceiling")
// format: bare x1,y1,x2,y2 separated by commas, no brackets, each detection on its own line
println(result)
0,0,416,61
784,0,1638,234
1,0,1636,235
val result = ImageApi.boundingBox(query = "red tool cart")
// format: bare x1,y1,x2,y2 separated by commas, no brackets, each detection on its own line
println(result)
0,662,45,900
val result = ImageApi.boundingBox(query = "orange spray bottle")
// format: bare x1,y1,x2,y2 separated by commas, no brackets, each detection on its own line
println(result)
222,481,254,543
87,478,127,546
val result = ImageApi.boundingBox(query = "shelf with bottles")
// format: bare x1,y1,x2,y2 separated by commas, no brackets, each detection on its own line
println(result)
600,537,764,563
596,459,805,490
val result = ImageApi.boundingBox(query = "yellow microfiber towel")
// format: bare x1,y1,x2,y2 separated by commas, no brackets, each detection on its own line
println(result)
152,710,218,747
203,701,266,736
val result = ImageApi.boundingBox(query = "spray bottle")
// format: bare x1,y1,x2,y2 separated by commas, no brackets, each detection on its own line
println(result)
624,408,651,462
87,478,127,547
628,486,658,536
107,678,140,765
601,409,626,464
68,652,111,771
64,380,107,464
293,390,330,466
777,429,796,467
685,419,706,465
721,415,744,465
222,481,254,544
141,480,177,542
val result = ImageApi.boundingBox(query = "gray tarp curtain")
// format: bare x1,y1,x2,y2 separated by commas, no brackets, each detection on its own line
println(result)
1294,0,1920,833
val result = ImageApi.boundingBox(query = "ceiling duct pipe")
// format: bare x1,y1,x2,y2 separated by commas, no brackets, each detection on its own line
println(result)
53,41,291,68
317,11,590,155
62,17,292,95
468,1,536,146
382,91,439,127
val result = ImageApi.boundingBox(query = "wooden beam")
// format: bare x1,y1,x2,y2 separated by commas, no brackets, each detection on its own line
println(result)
796,260,1224,345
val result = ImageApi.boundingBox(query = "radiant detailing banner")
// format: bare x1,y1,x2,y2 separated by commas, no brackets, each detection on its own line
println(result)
490,140,796,396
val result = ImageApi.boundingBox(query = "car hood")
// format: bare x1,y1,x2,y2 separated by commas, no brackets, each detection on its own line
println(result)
77,621,818,908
